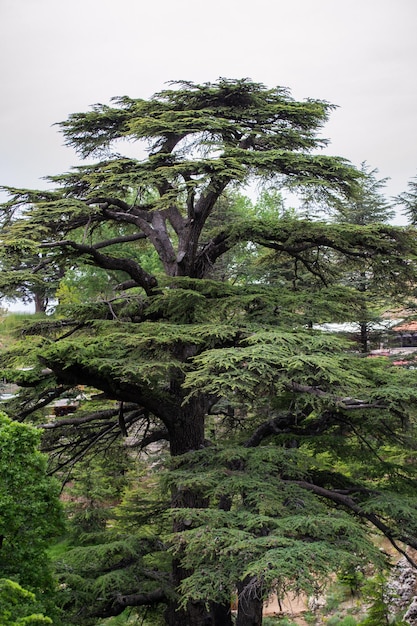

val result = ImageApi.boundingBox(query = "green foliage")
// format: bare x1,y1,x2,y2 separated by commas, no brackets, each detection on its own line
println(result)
98,612,165,626
64,441,133,538
0,579,52,625
0,413,64,592
356,574,407,626
397,173,417,224
165,444,385,609
337,565,365,595
183,329,368,403
51,450,169,624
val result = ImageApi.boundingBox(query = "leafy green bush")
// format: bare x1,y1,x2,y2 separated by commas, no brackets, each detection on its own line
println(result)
0,579,52,625
0,413,64,600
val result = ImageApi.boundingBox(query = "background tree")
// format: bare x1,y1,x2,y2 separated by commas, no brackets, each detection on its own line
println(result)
0,413,63,618
54,456,169,625
0,190,67,312
397,173,417,225
331,162,397,352
330,162,394,225
2,80,417,626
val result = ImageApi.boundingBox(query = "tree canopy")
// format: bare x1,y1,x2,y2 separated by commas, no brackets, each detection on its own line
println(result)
2,79,417,626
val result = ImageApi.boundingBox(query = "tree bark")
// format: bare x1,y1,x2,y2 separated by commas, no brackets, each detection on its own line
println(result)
235,577,263,626
210,601,233,625
34,291,47,313
359,320,369,354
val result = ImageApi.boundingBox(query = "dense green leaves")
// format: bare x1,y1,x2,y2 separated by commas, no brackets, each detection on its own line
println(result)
165,444,385,608
0,414,63,591
0,579,53,625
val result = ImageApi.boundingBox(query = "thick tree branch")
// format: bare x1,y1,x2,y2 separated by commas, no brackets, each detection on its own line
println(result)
243,413,294,448
193,182,229,220
125,428,170,449
90,588,167,618
37,357,178,428
114,279,140,291
92,232,147,249
193,232,232,277
40,239,157,294
101,206,152,225
38,404,141,429
261,238,371,259
243,410,338,448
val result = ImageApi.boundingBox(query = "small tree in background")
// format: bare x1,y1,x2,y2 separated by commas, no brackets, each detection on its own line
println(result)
397,174,417,225
331,163,397,352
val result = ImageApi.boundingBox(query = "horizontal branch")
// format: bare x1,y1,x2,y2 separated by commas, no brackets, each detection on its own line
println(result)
125,428,169,449
285,381,385,410
38,405,140,429
114,279,140,291
194,232,232,277
90,588,167,618
251,230,375,259
292,479,417,568
86,197,132,212
37,357,177,427
93,232,147,249
244,414,293,448
40,239,157,294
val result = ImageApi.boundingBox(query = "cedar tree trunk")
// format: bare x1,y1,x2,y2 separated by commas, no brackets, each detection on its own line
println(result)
165,399,232,626
236,577,264,626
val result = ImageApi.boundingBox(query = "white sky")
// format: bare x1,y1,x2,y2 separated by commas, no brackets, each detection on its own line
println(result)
1,0,417,219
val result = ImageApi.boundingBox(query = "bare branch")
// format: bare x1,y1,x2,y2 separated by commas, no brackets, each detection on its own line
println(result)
93,232,147,249
17,386,71,420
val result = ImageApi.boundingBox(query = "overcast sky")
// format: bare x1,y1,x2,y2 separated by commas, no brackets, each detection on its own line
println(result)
1,0,417,221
